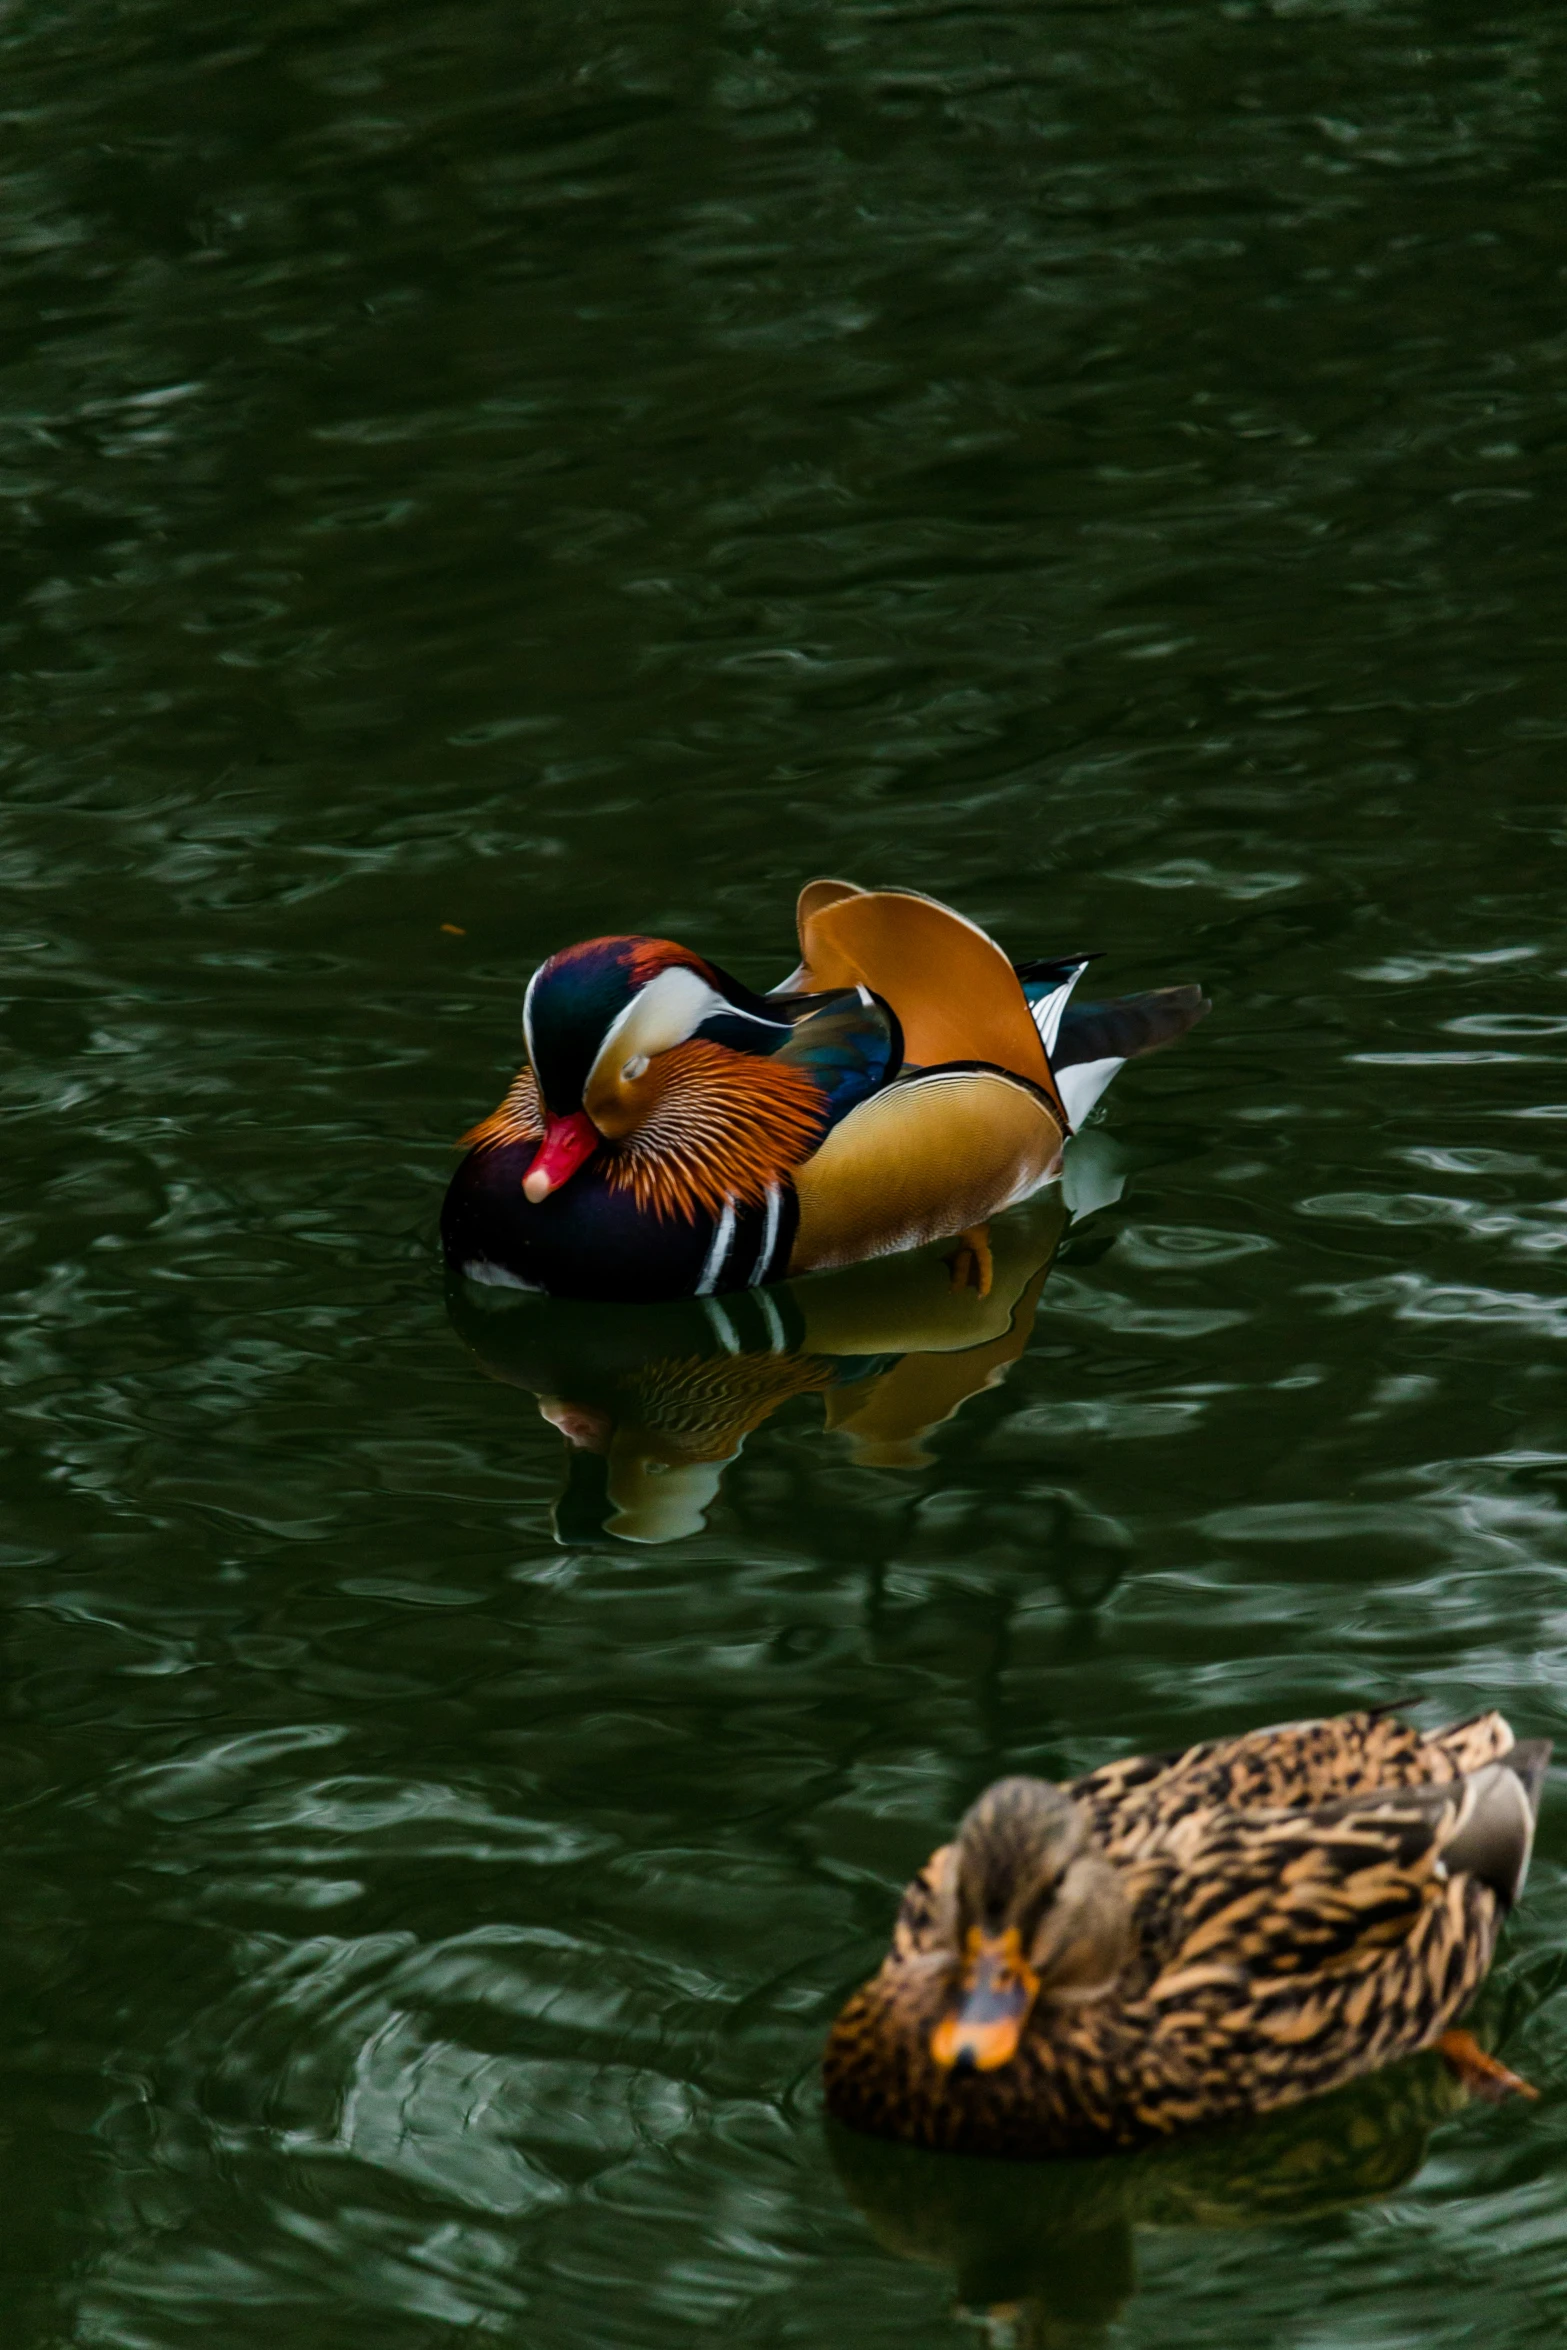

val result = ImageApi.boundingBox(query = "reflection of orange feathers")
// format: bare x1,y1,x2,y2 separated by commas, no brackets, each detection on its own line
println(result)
626,1350,837,1461
610,1042,826,1221
824,1259,1053,1468
461,1066,545,1151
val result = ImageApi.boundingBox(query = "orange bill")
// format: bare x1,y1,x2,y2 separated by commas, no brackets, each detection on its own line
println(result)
929,1927,1040,2072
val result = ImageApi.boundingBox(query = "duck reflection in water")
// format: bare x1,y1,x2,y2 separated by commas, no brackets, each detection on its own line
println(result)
827,2054,1465,2350
447,1179,1095,1543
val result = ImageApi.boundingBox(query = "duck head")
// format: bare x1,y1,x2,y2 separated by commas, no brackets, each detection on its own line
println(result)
930,1777,1131,2073
503,935,823,1217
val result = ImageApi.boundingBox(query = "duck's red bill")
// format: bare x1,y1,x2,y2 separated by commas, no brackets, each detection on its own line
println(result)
523,1111,599,1203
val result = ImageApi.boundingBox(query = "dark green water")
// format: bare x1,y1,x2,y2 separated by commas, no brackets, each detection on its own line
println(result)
4,0,1567,2338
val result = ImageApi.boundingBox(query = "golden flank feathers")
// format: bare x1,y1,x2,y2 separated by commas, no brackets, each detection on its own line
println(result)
823,1710,1548,2159
792,1068,1063,1275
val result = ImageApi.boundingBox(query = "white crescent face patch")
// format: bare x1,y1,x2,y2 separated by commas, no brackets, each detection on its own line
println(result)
583,962,786,1096
523,960,725,1097
584,965,730,1095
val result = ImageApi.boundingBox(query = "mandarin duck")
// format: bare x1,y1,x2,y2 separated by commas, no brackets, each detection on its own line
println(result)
441,879,1207,1301
824,1708,1549,2159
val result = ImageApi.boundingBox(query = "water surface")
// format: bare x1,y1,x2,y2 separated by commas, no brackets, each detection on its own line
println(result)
3,0,1567,2341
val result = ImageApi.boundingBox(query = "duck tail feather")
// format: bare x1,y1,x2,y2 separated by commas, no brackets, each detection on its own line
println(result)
1014,951,1103,985
1444,1751,1550,1907
1505,1738,1553,1821
1365,1693,1424,1721
1054,984,1211,1072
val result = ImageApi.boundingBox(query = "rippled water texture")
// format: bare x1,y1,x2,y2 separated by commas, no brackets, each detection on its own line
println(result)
4,0,1567,2340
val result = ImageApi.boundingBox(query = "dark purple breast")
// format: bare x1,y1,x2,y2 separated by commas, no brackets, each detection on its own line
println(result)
440,1139,797,1302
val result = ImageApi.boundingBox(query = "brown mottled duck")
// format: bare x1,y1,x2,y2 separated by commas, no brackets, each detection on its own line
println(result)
824,1709,1549,2158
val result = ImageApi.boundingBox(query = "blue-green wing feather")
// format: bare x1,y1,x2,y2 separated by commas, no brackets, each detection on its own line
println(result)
773,990,901,1129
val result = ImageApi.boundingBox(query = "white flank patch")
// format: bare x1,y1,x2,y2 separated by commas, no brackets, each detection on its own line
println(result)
1058,1055,1124,1129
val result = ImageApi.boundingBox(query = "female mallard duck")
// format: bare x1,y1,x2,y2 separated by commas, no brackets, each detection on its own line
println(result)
824,1708,1549,2158
441,878,1207,1301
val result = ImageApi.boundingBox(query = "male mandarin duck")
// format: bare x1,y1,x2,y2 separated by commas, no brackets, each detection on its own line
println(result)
824,1708,1549,2159
441,879,1208,1301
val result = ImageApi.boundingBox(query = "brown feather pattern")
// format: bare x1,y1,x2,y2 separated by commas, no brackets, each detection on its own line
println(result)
823,1710,1541,2158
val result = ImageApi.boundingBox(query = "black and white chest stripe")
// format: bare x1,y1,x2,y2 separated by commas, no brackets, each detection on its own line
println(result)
693,1181,791,1297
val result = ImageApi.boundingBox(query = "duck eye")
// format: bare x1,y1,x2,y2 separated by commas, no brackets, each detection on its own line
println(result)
622,1053,649,1082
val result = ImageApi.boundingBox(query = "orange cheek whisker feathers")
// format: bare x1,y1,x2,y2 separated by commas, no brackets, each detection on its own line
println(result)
458,1046,826,1225
608,1042,827,1223
460,1067,545,1152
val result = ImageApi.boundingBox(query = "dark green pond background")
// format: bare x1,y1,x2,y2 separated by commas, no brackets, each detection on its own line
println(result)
4,0,1567,2339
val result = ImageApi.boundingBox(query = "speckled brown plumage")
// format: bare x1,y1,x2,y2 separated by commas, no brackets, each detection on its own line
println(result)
823,1709,1548,2158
